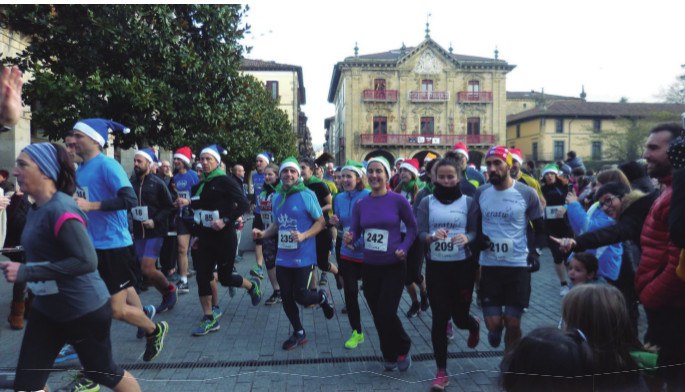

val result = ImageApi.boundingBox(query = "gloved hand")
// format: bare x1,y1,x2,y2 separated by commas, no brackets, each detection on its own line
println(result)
527,250,541,273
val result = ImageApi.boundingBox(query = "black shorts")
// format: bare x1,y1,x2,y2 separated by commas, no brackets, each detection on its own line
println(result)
96,246,138,295
252,213,264,245
479,266,531,309
176,217,192,236
262,237,277,270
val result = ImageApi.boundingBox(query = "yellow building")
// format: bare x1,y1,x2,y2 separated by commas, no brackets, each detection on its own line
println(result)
506,101,685,163
240,59,313,157
327,32,514,166
506,90,582,116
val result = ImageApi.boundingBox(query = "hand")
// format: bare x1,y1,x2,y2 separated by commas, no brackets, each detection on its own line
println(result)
142,219,155,229
252,229,263,240
75,197,92,212
0,66,24,127
290,230,306,243
173,198,189,208
431,228,449,242
0,261,20,282
550,236,576,253
452,233,469,246
0,195,9,210
395,249,407,261
566,190,578,204
343,231,354,246
330,214,340,226
555,207,567,219
210,219,225,231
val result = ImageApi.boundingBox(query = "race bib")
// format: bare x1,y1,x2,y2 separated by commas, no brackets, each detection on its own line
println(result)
177,191,191,200
76,186,89,200
197,210,220,228
365,229,389,252
545,206,563,220
278,230,297,250
487,238,514,261
261,211,273,226
431,239,460,260
131,206,149,222
28,280,59,296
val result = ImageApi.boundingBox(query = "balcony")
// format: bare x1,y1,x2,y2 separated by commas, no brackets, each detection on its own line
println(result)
457,91,493,103
360,133,496,147
362,90,398,103
408,91,450,102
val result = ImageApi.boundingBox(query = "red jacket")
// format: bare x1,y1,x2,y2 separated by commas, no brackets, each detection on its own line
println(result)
635,176,685,309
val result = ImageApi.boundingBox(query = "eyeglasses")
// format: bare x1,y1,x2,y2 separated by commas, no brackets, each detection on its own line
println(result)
600,195,618,207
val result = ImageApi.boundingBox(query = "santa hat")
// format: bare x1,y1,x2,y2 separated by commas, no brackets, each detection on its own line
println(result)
400,158,420,178
279,156,301,176
256,151,272,163
395,157,405,165
510,148,524,164
542,163,560,177
452,142,469,161
135,147,158,164
367,156,391,177
485,146,513,167
200,144,227,163
174,146,193,165
72,118,130,147
342,159,364,177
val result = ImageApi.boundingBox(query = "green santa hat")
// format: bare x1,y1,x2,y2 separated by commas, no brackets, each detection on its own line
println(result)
279,156,301,176
342,159,364,177
542,163,560,176
367,156,391,177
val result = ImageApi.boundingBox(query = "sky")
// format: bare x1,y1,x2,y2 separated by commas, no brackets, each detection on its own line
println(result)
241,1,684,150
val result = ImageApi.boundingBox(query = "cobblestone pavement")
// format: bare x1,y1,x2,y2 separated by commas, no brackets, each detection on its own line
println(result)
0,245,645,391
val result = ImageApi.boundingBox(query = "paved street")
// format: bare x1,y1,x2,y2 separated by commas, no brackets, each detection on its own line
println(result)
0,245,643,391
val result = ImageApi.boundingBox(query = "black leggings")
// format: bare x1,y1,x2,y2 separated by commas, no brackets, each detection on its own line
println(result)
196,228,242,296
362,262,411,362
276,265,323,332
315,229,333,271
339,257,363,332
15,301,124,390
426,258,479,369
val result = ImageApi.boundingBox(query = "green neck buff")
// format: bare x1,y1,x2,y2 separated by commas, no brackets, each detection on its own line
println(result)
275,179,307,207
194,167,226,197
424,181,435,194
401,178,425,194
303,175,323,185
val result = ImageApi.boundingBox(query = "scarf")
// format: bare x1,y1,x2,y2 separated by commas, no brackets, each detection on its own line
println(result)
194,167,226,197
275,178,307,207
433,182,462,204
401,178,425,197
304,175,323,185
424,181,435,195
259,181,279,200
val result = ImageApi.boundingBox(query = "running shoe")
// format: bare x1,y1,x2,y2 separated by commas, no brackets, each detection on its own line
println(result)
397,352,412,372
319,271,328,286
55,344,78,364
67,374,100,392
488,329,502,348
446,321,454,340
560,285,570,297
430,369,450,391
383,361,397,371
212,305,223,320
344,330,364,349
192,316,220,336
157,285,178,313
248,278,262,306
282,331,307,350
176,280,190,294
406,302,421,318
137,304,156,339
467,317,480,349
143,321,169,362
264,291,282,306
319,290,335,319
250,264,264,279
420,292,430,312
228,285,236,298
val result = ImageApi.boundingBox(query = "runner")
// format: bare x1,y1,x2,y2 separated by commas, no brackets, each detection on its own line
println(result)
344,156,416,371
473,146,545,352
452,143,485,197
175,144,258,336
256,163,282,305
252,157,335,350
0,143,142,391
130,148,178,311
331,160,370,349
250,151,271,280
510,148,545,208
393,158,428,317
72,118,167,362
416,156,480,390
172,146,200,294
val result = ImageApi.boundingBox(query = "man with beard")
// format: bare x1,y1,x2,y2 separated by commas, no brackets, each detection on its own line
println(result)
635,123,685,391
509,148,545,208
130,148,177,313
472,146,545,352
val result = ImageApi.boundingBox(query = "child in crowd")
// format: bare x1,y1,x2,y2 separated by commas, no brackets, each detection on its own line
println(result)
567,252,603,287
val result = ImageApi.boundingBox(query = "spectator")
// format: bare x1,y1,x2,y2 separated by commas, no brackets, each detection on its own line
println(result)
619,160,654,194
565,150,586,172
667,135,685,280
567,252,603,287
0,169,15,195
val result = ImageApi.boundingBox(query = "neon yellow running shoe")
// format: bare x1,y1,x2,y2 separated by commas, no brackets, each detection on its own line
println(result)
344,330,364,349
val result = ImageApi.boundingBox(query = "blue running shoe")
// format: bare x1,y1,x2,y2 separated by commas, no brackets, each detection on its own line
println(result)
212,305,223,320
55,344,78,364
157,285,178,313
137,305,156,339
192,316,220,336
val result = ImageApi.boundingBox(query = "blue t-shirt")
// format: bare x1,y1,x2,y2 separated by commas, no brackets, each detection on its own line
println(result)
76,153,133,249
271,188,322,268
334,189,370,261
173,170,200,200
252,171,266,213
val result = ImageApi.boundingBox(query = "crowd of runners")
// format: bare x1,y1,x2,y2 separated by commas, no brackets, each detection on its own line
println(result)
1,65,685,391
